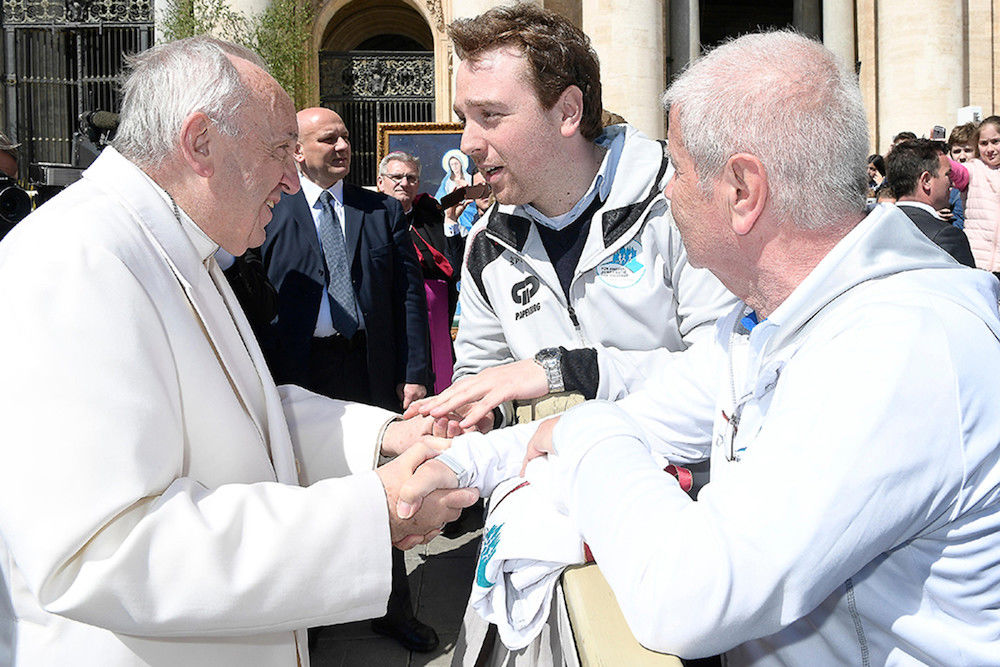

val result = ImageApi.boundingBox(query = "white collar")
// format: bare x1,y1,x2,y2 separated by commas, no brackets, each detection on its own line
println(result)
896,200,944,220
299,175,345,209
133,167,219,263
523,128,625,230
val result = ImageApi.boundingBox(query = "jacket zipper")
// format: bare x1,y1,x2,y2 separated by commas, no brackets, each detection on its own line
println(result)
567,304,586,346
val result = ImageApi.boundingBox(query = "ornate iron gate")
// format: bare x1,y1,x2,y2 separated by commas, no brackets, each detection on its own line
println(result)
2,0,152,183
319,51,434,187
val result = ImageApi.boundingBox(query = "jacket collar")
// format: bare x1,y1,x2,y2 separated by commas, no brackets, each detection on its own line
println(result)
482,124,672,257
757,204,997,356
298,173,345,209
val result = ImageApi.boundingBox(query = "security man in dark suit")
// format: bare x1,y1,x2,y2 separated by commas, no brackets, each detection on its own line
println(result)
258,107,436,652
886,139,975,267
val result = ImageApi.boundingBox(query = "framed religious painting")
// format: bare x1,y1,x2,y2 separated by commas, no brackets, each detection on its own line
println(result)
377,122,471,201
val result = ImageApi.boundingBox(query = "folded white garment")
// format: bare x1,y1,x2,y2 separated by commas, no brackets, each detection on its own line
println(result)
469,458,586,650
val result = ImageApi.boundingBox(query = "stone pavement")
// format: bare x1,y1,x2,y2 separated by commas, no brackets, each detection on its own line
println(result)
310,526,482,667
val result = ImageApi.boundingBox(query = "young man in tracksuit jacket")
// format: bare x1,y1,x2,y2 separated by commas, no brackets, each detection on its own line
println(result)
455,122,735,421
406,4,735,433
401,5,734,666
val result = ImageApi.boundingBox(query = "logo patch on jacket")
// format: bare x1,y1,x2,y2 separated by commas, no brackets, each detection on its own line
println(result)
597,240,645,287
511,276,540,305
476,523,504,588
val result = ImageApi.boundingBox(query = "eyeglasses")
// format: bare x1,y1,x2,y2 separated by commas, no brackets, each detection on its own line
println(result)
383,172,419,184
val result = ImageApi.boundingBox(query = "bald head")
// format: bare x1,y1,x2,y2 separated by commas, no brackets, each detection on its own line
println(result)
297,107,342,130
294,107,352,189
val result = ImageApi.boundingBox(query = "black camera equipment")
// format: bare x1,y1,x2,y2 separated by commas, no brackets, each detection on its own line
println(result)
75,110,120,169
0,176,32,239
30,110,120,196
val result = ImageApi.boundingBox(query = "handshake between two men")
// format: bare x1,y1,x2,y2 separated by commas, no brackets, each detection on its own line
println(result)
372,416,478,550
383,378,563,543
379,363,555,550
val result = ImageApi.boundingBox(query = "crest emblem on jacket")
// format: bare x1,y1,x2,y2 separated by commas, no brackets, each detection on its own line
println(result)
597,240,645,287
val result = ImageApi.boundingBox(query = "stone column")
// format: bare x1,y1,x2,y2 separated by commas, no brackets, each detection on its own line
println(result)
227,0,271,19
967,0,992,116
583,0,666,138
668,0,699,85
993,0,1000,114
876,0,963,150
822,0,856,71
855,0,878,153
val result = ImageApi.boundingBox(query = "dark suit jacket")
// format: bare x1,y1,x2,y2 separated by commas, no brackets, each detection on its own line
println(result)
898,204,976,268
258,183,429,410
223,251,278,336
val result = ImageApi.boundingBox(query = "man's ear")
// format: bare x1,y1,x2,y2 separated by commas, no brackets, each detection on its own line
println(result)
722,153,768,236
178,112,214,178
293,141,305,166
556,85,584,138
919,170,933,195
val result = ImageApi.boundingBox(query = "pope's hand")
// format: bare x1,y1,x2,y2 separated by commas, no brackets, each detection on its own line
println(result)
403,359,548,431
375,442,479,550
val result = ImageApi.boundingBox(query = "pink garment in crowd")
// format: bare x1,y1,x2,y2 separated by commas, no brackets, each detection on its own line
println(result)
425,279,454,395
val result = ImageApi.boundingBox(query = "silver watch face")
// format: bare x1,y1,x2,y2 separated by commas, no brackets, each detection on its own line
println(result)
535,348,563,392
536,347,560,363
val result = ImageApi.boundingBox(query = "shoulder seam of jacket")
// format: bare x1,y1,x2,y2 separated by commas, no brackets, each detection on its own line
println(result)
465,227,504,310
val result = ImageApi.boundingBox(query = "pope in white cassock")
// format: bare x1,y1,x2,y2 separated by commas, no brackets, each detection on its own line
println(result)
0,37,477,666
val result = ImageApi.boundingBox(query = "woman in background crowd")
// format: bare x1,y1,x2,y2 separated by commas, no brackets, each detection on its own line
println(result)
959,117,1000,276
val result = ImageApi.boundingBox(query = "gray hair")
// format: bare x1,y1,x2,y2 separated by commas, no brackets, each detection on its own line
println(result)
662,31,869,231
113,36,267,168
379,151,421,177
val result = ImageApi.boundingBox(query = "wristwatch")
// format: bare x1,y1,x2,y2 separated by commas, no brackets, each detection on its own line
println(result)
534,347,565,394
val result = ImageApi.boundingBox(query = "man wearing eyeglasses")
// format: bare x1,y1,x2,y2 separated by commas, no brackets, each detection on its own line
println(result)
377,151,465,367
258,108,437,652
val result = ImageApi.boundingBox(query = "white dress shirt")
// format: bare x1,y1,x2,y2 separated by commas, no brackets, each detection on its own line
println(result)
895,200,944,220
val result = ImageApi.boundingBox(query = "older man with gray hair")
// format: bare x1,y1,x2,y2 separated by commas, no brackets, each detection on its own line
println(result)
401,30,1000,664
0,36,477,666
377,150,466,394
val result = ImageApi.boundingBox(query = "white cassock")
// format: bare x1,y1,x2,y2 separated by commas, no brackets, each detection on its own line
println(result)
0,147,399,666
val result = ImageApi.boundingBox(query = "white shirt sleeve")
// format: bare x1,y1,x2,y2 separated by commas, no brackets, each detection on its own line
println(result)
434,421,543,497
545,305,974,657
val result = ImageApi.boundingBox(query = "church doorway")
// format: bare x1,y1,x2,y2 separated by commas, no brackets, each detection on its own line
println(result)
700,0,819,48
318,0,435,186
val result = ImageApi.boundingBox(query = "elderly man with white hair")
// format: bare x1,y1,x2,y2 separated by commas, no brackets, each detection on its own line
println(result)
401,31,1000,664
0,36,478,666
